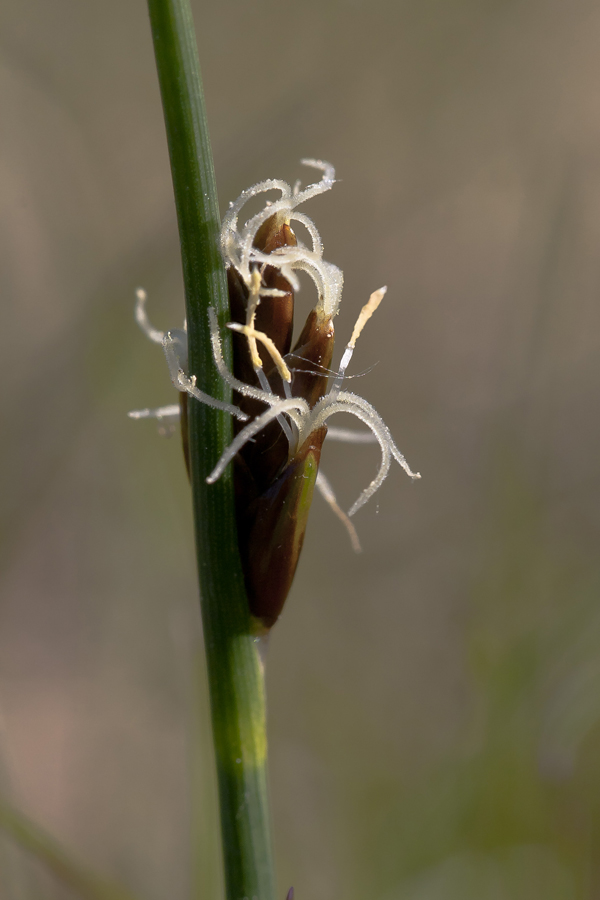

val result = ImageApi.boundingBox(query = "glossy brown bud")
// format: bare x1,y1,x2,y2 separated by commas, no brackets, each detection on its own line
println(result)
227,215,336,630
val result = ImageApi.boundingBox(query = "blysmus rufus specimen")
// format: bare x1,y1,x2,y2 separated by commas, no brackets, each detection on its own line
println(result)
130,161,420,631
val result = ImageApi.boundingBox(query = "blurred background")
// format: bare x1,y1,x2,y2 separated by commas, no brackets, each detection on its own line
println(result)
1,0,600,898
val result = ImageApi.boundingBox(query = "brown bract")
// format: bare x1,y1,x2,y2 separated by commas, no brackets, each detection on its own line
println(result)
228,214,335,630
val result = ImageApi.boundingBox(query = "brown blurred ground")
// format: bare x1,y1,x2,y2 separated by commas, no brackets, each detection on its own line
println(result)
1,1,600,898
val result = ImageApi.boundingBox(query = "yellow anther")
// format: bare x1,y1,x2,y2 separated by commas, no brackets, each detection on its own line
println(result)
349,286,387,349
227,322,292,384
244,270,263,369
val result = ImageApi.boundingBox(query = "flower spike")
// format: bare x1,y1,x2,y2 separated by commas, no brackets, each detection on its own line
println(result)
130,161,420,630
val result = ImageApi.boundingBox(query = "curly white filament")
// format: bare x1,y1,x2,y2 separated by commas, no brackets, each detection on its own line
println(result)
305,390,420,516
128,404,180,421
206,398,309,485
221,160,343,321
316,470,362,553
135,288,165,344
132,293,248,422
207,307,282,407
325,427,377,443
255,367,297,449
132,161,420,539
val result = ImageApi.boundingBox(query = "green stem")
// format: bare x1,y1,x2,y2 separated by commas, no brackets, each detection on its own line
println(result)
145,3,275,900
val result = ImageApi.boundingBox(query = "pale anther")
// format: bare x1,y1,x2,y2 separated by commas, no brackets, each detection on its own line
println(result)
227,322,292,384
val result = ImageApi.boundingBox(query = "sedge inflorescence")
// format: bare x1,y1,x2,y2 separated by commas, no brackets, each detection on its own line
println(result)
131,160,419,530
132,160,421,626
132,161,422,630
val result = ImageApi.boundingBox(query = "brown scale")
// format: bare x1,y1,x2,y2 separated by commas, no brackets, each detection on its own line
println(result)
241,424,329,630
226,215,336,628
183,212,336,631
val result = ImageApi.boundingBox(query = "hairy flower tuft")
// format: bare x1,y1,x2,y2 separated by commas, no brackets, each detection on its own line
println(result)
130,162,420,627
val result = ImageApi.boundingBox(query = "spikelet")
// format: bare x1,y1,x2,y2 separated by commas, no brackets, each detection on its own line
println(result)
130,162,420,630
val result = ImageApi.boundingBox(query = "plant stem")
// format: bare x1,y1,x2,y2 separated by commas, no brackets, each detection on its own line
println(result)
146,3,275,900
